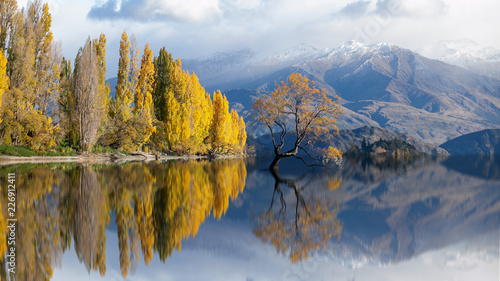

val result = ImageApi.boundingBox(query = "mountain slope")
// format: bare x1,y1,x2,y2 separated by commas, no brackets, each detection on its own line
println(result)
331,126,449,155
255,126,448,156
440,129,500,155
416,39,500,79
184,41,500,146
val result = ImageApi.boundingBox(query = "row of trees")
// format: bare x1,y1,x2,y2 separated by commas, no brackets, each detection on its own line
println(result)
0,0,246,154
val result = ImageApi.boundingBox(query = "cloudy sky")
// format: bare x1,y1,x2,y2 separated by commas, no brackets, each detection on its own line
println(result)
17,0,500,77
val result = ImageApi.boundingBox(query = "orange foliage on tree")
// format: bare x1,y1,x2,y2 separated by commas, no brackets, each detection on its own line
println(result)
151,49,246,154
252,72,342,169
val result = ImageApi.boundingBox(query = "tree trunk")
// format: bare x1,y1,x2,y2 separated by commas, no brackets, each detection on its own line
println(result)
270,146,299,171
270,155,282,171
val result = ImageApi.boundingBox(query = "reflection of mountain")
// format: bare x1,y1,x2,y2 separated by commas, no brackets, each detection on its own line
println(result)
332,158,500,265
341,154,437,183
1,157,498,280
197,157,499,269
442,156,500,180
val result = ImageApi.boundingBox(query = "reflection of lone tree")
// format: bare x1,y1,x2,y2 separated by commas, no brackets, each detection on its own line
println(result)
251,73,342,170
253,169,342,263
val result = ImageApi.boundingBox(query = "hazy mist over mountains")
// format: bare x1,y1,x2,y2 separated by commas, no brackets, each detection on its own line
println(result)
181,40,500,146
416,39,500,79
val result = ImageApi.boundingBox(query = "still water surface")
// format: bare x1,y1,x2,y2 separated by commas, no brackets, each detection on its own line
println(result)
0,155,498,281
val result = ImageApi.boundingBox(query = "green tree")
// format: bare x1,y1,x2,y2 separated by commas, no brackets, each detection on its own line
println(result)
152,47,174,123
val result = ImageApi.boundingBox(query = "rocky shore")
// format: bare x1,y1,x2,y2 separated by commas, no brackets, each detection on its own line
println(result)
0,153,217,165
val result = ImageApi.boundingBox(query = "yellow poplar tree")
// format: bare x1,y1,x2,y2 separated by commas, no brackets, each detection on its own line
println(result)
133,43,156,147
0,40,8,121
113,30,132,121
104,30,141,152
164,91,181,149
186,72,212,151
93,33,110,138
149,48,246,154
210,91,231,152
229,109,240,147
238,116,247,150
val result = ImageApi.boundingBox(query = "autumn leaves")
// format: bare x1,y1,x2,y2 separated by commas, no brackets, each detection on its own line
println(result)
0,1,58,152
0,0,247,155
75,30,247,154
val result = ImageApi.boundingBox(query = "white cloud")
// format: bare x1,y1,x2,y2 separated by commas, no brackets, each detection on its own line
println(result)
88,0,223,23
152,0,222,23
374,0,447,18
30,0,500,79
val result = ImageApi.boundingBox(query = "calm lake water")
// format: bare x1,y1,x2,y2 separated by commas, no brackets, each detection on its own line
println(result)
0,155,498,281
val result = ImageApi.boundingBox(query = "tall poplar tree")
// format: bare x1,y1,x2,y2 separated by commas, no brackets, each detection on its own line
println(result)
133,44,156,147
152,47,174,122
0,0,18,51
210,90,230,151
0,33,8,118
113,30,131,121
71,37,107,151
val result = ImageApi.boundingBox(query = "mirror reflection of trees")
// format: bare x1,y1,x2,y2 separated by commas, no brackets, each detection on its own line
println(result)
0,159,247,280
0,164,68,281
253,169,343,263
59,166,110,276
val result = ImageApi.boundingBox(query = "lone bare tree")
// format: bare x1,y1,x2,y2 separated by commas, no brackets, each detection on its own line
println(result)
251,72,342,170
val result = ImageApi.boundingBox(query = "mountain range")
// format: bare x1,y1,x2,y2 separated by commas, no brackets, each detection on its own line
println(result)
416,39,500,79
183,41,500,147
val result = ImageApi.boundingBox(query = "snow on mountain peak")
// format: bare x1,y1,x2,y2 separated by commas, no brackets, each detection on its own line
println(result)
324,41,399,61
261,43,331,64
195,48,255,64
416,39,500,66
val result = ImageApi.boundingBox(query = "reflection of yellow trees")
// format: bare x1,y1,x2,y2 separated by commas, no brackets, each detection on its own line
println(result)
104,163,156,278
0,165,63,281
253,170,342,263
153,159,247,261
58,166,109,276
134,176,155,266
0,159,247,280
0,184,6,257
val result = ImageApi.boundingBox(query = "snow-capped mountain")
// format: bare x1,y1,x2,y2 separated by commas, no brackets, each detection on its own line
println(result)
183,43,333,91
182,41,500,145
182,48,256,81
256,43,331,65
416,39,500,78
